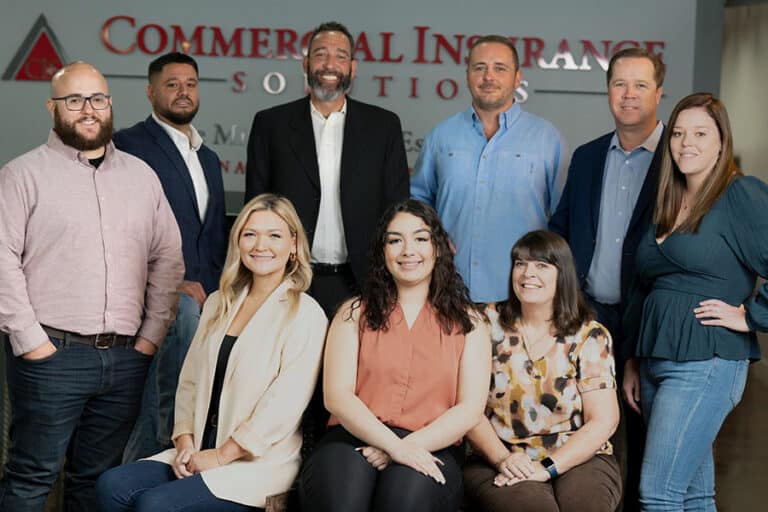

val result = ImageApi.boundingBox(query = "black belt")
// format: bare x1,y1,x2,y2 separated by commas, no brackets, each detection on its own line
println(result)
42,325,135,349
312,262,351,276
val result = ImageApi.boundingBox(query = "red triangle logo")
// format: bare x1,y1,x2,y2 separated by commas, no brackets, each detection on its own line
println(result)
15,32,64,81
3,14,68,82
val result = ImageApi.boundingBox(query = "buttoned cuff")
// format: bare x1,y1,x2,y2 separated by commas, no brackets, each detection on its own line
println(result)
8,322,48,356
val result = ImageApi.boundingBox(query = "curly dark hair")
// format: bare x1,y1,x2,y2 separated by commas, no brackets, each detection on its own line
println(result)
497,230,593,336
353,199,479,335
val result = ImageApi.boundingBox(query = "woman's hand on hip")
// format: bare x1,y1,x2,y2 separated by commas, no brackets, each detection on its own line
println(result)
694,300,749,332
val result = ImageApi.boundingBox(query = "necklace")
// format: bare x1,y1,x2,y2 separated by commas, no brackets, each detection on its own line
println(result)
519,321,556,362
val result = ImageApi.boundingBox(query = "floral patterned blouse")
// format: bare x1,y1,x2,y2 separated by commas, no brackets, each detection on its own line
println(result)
486,307,616,460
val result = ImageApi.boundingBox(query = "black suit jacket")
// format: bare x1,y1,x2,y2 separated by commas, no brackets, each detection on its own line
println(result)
244,96,410,285
114,116,227,294
549,129,664,310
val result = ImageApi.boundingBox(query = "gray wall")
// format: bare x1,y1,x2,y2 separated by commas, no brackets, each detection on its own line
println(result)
0,0,724,212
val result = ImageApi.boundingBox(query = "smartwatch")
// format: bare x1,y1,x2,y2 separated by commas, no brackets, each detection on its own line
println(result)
541,457,558,480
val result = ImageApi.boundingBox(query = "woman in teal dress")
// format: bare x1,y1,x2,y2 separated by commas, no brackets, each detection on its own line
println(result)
623,92,768,511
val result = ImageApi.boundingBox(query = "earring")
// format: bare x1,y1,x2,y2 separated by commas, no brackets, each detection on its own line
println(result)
289,252,296,262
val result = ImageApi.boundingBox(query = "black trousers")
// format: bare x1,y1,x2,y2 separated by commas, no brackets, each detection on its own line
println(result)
587,297,645,512
299,426,464,512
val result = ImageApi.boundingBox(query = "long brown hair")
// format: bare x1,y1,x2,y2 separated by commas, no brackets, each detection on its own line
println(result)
497,230,593,336
654,93,741,237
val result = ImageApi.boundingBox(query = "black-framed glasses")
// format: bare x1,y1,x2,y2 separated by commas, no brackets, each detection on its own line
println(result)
50,93,111,111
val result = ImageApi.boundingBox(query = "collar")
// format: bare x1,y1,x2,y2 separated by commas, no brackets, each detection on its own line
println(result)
610,121,663,154
152,112,203,151
469,102,521,132
46,129,115,165
310,98,348,120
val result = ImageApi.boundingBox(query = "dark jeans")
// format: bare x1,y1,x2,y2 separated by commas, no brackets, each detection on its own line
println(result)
299,425,464,512
123,294,201,462
588,296,645,512
0,337,151,512
463,454,622,512
96,460,262,512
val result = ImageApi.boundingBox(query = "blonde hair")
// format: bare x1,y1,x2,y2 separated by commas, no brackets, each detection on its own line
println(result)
202,194,313,336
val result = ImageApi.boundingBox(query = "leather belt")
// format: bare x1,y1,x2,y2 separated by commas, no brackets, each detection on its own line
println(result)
42,325,135,349
312,262,352,276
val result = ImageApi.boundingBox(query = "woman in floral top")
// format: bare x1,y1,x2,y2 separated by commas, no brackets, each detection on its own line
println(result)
464,230,621,512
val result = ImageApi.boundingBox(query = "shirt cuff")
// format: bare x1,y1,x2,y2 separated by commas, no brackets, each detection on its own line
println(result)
137,319,168,348
231,424,269,459
8,322,48,356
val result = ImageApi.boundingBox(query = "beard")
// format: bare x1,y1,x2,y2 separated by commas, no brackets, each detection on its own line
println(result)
306,66,352,102
53,107,113,152
155,99,199,126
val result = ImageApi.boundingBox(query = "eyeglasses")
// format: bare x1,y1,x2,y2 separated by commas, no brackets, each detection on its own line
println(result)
50,93,111,111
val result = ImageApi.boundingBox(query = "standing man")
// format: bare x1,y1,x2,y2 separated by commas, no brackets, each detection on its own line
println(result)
549,47,666,512
245,21,409,318
113,52,227,461
412,35,568,303
0,62,184,511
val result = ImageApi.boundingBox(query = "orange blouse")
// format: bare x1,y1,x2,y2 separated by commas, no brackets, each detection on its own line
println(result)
330,303,465,432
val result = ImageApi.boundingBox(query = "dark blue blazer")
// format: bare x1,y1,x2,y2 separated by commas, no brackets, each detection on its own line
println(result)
114,116,227,294
549,129,664,309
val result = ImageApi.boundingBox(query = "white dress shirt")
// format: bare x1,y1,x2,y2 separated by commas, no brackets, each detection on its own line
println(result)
309,100,348,264
152,112,209,221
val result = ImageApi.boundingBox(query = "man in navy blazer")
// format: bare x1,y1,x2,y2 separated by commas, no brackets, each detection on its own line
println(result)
549,48,666,512
245,21,409,318
113,52,227,461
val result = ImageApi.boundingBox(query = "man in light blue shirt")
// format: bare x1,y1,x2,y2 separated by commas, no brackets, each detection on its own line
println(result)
411,35,568,303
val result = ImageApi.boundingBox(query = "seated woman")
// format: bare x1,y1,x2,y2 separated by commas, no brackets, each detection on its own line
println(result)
464,230,621,512
96,194,328,512
299,199,491,512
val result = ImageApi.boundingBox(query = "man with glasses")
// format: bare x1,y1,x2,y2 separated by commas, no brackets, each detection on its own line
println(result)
0,61,184,511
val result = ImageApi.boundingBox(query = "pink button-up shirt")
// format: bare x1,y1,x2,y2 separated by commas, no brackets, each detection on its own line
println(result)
0,131,184,355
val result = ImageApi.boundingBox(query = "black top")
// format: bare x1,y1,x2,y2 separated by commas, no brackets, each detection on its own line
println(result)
88,155,105,168
202,334,238,449
626,176,768,362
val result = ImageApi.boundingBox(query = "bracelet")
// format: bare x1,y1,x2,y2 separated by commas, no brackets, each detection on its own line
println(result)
215,447,223,466
494,452,511,469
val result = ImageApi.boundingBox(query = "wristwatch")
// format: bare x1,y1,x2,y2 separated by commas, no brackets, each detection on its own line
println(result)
540,457,558,480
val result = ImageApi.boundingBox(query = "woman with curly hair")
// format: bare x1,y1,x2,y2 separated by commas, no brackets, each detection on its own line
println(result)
463,230,621,512
299,198,491,512
96,194,327,511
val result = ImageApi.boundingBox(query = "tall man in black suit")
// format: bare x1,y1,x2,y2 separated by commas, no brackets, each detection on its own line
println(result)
549,48,666,512
245,21,409,318
113,52,227,461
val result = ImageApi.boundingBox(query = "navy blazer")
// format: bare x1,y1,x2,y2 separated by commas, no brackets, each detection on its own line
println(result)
549,129,664,309
114,116,227,294
244,96,410,286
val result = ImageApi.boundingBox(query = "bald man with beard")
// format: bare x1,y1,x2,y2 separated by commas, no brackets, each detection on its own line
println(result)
0,62,184,511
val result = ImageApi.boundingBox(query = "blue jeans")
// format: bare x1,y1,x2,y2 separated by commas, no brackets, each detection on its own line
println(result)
0,337,151,512
638,357,749,512
96,460,261,511
123,294,200,462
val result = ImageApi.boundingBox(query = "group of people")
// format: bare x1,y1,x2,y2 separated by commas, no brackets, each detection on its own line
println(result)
0,18,765,512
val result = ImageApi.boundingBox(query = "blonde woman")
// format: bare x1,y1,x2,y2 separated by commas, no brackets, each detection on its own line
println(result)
96,194,327,511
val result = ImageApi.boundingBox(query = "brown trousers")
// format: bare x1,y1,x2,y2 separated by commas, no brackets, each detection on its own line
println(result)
463,454,622,512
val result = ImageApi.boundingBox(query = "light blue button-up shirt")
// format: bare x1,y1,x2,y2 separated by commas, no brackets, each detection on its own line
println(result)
411,103,569,303
585,121,663,304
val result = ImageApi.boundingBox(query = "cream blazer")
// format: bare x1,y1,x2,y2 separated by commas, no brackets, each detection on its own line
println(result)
149,279,327,507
